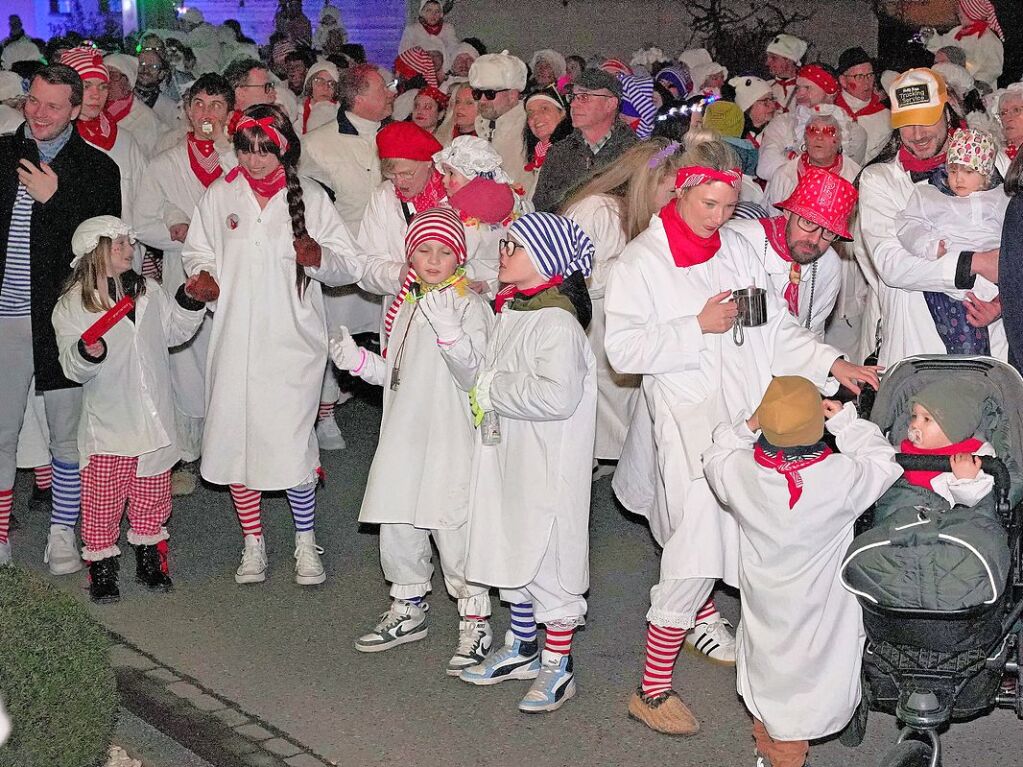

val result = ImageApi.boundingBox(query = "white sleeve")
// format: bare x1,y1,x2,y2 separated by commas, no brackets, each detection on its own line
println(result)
893,190,946,262
302,187,364,287
133,157,181,252
702,418,756,509
826,402,903,509
52,297,104,384
356,191,405,296
351,347,387,387
180,190,219,282
438,297,493,392
934,442,997,507
755,116,794,181
156,281,205,347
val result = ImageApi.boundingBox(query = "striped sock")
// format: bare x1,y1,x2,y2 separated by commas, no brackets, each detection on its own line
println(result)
694,598,720,625
510,602,537,643
229,484,262,537
34,464,53,490
317,401,335,422
544,625,575,656
641,623,687,697
286,484,316,533
49,459,80,528
0,489,12,543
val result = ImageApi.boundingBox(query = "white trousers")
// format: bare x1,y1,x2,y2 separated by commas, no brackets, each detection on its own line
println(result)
646,577,715,630
499,533,587,626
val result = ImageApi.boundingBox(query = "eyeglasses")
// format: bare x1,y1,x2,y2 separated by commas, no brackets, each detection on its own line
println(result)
310,76,335,87
471,87,508,101
805,124,838,137
499,239,524,257
384,168,421,182
569,91,616,104
138,63,164,73
753,95,776,107
999,105,1023,122
239,82,276,94
795,215,839,242
844,72,875,81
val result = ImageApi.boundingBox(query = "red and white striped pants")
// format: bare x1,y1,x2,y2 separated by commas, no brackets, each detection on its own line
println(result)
81,454,171,559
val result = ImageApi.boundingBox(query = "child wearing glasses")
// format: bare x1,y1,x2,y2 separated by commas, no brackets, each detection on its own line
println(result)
894,128,1008,355
328,207,495,674
455,212,597,714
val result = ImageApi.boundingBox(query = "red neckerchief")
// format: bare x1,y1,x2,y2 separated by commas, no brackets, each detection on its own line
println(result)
524,138,551,172
746,130,762,149
105,93,133,124
753,441,833,509
955,21,989,40
898,145,946,175
186,132,223,188
658,201,720,268
759,215,801,318
900,437,984,490
394,169,447,212
775,77,796,93
419,19,443,35
1007,144,1019,161
494,275,564,313
302,98,312,133
226,164,287,198
76,113,118,152
798,151,842,178
835,90,887,119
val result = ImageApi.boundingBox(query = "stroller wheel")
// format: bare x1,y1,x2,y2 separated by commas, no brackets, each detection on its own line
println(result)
838,696,869,747
879,739,934,767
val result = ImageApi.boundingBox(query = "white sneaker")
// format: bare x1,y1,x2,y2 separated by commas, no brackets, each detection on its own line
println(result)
685,617,736,665
44,524,83,575
235,534,267,584
446,619,493,676
0,540,11,566
355,600,429,653
315,417,346,451
294,531,326,586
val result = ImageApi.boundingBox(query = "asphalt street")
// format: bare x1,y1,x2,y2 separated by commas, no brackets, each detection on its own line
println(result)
8,392,1022,767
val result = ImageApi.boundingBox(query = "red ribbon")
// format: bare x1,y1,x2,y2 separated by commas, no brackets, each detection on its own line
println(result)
674,165,742,190
235,115,290,153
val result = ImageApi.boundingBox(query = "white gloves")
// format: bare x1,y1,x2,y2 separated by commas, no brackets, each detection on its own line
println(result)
418,288,466,344
329,326,364,371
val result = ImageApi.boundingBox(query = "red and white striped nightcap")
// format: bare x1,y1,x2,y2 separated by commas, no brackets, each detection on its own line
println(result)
405,207,467,265
59,47,109,83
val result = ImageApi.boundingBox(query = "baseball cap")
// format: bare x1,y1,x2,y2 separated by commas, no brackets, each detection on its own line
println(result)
888,68,948,129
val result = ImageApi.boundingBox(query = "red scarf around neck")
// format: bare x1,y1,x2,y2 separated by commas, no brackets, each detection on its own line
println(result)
394,169,447,212
76,113,118,152
494,275,564,313
898,145,946,174
956,21,989,40
760,215,801,318
525,138,551,172
1006,144,1018,161
753,441,833,508
658,201,721,268
186,132,223,188
900,437,984,490
419,19,443,35
798,151,843,178
226,164,287,198
835,91,887,120
105,93,133,124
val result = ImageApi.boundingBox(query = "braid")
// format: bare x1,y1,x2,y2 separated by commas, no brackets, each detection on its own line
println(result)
283,162,311,298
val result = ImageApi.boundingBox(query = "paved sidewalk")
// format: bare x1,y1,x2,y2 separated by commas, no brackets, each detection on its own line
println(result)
8,395,1022,767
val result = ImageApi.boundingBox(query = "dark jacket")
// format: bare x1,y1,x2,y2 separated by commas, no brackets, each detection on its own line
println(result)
0,124,121,391
532,121,638,213
999,194,1023,373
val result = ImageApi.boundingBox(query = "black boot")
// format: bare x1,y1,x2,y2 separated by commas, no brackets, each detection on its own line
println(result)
88,557,120,603
135,541,173,592
29,484,52,512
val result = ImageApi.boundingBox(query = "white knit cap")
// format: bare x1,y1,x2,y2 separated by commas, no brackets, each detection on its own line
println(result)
932,62,974,98
452,43,480,64
103,53,139,89
433,135,512,183
766,33,808,64
678,48,712,72
468,50,528,91
729,75,773,112
0,71,25,102
530,49,567,79
70,216,137,267
691,61,728,90
419,0,442,11
304,59,340,87
794,104,856,155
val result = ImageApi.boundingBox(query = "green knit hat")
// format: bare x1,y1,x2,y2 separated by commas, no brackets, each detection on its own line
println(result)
912,379,983,443
702,100,744,138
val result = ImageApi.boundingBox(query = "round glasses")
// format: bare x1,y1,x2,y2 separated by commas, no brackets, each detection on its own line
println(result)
499,239,524,257
795,215,839,242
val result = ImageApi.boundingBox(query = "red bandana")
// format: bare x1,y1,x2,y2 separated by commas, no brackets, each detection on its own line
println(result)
494,275,565,313
226,164,287,198
419,19,443,35
760,215,801,317
898,145,946,175
899,437,984,490
658,201,721,268
227,109,244,136
525,138,551,172
753,441,833,508
834,91,887,119
798,151,842,178
76,113,118,152
105,93,133,124
394,169,447,212
186,132,223,188
1006,144,1019,161
955,21,989,40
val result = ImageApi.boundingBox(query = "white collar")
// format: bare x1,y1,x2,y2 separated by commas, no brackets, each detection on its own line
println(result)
346,111,380,137
842,91,869,109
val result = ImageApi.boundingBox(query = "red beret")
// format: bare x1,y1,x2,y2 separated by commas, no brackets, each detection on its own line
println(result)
797,64,839,96
376,121,443,161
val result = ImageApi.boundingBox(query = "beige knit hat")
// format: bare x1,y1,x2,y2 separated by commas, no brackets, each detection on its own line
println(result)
755,376,824,448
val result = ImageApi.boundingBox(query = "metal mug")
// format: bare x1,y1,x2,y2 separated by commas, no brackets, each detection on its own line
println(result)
732,287,767,346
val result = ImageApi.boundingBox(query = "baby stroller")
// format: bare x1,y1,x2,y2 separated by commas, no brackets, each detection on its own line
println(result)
840,356,1023,767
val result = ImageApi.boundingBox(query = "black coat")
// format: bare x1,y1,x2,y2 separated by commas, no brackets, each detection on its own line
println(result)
999,194,1023,373
0,124,121,391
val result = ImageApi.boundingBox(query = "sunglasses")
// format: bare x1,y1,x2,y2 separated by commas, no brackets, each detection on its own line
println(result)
806,124,838,138
499,239,524,257
472,87,508,101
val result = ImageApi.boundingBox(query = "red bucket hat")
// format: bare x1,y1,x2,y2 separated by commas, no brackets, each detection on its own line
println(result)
776,166,858,241
375,121,443,161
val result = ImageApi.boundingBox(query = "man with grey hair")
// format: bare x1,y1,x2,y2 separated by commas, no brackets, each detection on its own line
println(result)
469,51,530,190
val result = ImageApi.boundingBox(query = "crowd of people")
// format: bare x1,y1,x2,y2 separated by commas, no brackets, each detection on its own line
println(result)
1,0,1021,764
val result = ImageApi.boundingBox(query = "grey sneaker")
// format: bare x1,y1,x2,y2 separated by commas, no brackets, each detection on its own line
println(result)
446,619,493,676
44,524,83,575
355,600,429,653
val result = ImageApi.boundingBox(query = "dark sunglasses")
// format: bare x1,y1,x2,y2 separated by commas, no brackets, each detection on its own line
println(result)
472,87,508,101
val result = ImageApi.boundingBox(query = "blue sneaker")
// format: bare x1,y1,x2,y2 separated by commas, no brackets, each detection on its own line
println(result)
458,631,539,685
518,650,576,713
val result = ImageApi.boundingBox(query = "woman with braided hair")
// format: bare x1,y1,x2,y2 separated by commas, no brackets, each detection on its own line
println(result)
181,104,363,587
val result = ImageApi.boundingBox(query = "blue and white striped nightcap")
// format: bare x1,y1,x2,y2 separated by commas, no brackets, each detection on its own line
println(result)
619,74,657,139
508,212,594,279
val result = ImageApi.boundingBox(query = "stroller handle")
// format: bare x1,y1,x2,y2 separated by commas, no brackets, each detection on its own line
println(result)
895,454,1011,509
